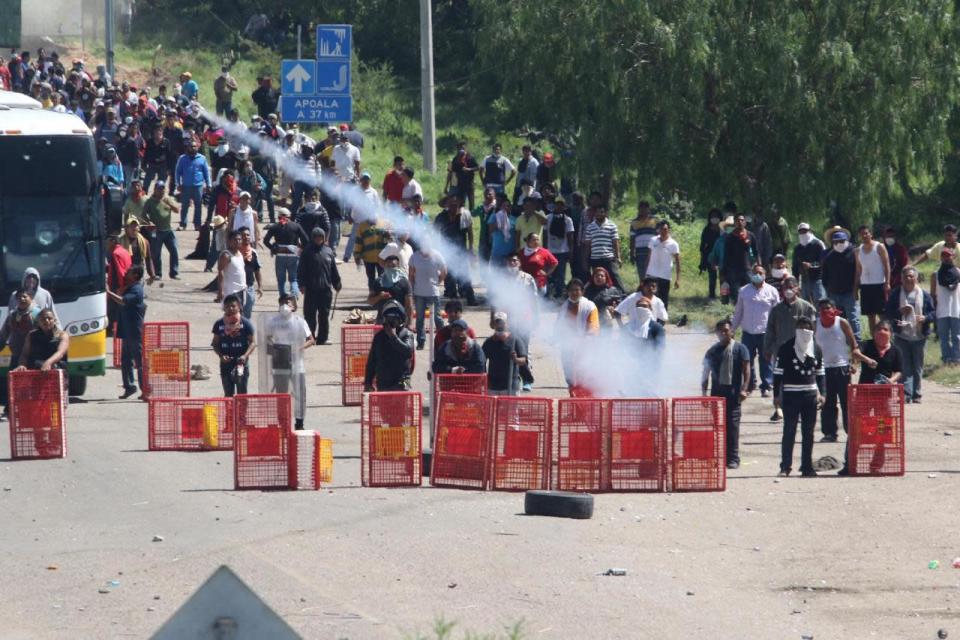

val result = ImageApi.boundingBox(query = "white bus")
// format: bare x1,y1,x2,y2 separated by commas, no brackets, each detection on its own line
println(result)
0,90,106,395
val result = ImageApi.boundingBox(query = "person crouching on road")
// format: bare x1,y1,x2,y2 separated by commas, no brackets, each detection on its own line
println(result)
701,319,751,469
211,294,256,396
773,317,825,477
364,303,416,392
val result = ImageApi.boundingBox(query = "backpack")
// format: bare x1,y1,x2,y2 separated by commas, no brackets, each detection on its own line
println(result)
549,213,568,239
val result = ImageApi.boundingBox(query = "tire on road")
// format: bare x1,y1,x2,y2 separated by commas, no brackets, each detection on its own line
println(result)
524,490,594,519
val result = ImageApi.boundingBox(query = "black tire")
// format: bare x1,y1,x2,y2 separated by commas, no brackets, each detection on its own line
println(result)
68,375,87,397
422,448,432,478
524,490,594,520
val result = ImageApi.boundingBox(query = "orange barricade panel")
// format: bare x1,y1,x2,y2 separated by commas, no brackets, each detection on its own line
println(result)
556,398,606,491
609,398,667,492
112,323,122,368
9,370,66,460
142,321,190,399
234,394,292,490
671,397,726,492
148,397,234,451
431,392,495,490
341,325,380,406
848,384,905,476
489,396,551,491
361,391,422,487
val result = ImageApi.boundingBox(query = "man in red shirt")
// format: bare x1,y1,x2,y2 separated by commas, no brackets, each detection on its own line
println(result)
382,155,405,203
106,233,132,335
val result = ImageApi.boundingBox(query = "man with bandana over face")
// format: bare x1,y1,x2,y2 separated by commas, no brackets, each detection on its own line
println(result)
814,298,862,443
773,317,825,477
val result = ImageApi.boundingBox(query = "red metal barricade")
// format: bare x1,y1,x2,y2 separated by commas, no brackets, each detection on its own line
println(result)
848,384,905,476
670,397,726,492
142,321,190,399
234,394,292,490
568,385,595,398
433,373,488,398
341,325,379,406
289,430,323,490
112,323,122,368
8,370,66,459
609,398,667,492
555,398,606,491
489,396,552,491
431,392,495,490
148,397,234,451
361,391,422,487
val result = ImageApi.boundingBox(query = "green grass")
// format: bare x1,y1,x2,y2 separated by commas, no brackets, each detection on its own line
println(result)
405,616,526,640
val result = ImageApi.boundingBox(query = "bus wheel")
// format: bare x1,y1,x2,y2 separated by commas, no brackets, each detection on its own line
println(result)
68,375,87,397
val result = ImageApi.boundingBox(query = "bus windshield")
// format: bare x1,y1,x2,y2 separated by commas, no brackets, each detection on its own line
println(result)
0,136,104,301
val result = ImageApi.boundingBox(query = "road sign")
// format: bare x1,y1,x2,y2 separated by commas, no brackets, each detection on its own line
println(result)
316,60,350,93
281,59,315,95
317,25,351,61
280,95,352,124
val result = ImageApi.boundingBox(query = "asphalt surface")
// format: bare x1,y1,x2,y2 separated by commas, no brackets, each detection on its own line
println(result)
1,227,959,639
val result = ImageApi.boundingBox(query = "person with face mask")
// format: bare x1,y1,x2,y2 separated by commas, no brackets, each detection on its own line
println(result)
480,143,516,195
432,319,486,375
773,317,825,477
721,208,759,305
556,279,600,392
261,294,314,429
815,299,862,443
762,276,816,420
821,228,861,341
732,265,780,397
368,255,413,327
211,294,256,397
483,312,528,396
364,303,416,392
331,131,361,182
883,266,934,403
882,226,910,289
792,222,827,304
699,208,722,299
213,66,239,116
702,319,752,469
932,248,960,364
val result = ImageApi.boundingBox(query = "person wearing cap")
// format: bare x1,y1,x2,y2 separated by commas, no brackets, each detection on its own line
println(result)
882,226,910,289
883,266,934,403
332,130,361,182
298,228,341,344
408,239,447,350
932,247,960,365
721,208,759,305
792,222,827,304
230,190,260,246
174,138,211,230
143,181,181,279
854,225,891,336
481,143,516,196
119,218,157,282
263,208,309,299
432,318,486,375
821,227,861,341
122,180,149,227
364,303,416,392
179,72,199,101
203,214,229,272
512,145,540,203
445,141,480,210
213,66,238,116
914,223,960,267
482,313,528,396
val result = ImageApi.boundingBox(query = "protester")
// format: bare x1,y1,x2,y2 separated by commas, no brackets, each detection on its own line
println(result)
17,308,69,377
932,248,960,364
721,211,759,305
747,207,773,268
762,276,816,421
617,277,668,325
9,268,56,318
480,143,516,195
501,252,539,391
556,279,600,390
815,298,862,443
432,319,486,374
213,66,238,115
142,181,180,279
645,221,681,309
821,228,861,341
914,223,959,266
628,201,658,283
855,225,891,335
767,254,791,294
0,289,40,418
514,192,545,251
408,240,447,350
297,228,341,344
107,264,146,399
474,186,498,263
238,230,263,319
586,267,624,331
265,294,314,429
487,193,516,265
368,254,413,325
354,215,388,293
435,300,476,351
211,294,256,396
434,195,476,304
382,156,406,203
701,319,751,469
445,141,480,210
543,197,575,297
229,191,260,246
519,233,558,297
773,317,825,477
364,304,416,391
122,180,148,224
584,204,624,290
263,207,308,299
882,226,910,289
483,312,527,396
120,218,157,281
216,231,247,306
699,209,722,299
732,265,780,398
174,138,211,230
884,266,935,403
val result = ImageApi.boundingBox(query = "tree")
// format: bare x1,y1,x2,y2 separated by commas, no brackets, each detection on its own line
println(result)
471,0,960,224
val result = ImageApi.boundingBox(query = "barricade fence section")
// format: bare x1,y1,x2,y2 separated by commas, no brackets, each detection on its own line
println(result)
9,369,66,460
609,398,668,492
848,384,905,476
289,430,323,490
555,398,606,491
670,397,726,492
148,397,234,451
341,325,379,406
431,392,496,490
431,373,488,445
361,391,422,487
234,394,292,490
142,321,190,399
489,396,552,491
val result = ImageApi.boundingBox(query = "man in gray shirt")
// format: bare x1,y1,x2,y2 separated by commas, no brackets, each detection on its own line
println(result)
408,244,447,350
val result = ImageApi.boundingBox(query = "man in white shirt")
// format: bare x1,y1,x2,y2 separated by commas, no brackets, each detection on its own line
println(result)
331,131,361,181
732,264,781,396
401,167,423,201
544,197,575,297
378,232,413,271
616,277,669,331
480,143,516,195
645,221,681,309
358,172,381,206
408,243,447,349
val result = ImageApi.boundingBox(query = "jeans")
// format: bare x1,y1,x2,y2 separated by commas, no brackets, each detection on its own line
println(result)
303,288,332,343
122,164,138,191
589,258,624,290
550,253,569,297
220,360,249,397
179,185,204,228
937,316,960,363
781,390,818,473
275,254,301,298
894,335,925,400
830,291,861,341
821,365,850,438
713,385,742,464
215,98,233,116
150,229,179,277
654,277,672,309
741,331,772,392
414,295,443,345
243,285,255,319
120,333,143,391
256,180,276,222
143,166,168,193
634,248,651,282
291,181,311,214
801,277,826,305
706,266,718,298
343,224,358,263
329,219,341,250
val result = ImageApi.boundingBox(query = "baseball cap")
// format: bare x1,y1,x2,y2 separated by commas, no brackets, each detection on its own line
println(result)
238,191,251,199
946,224,958,233
360,171,371,180
339,123,348,131
797,222,811,232
831,230,849,241
450,319,469,330
311,227,327,238
493,311,508,322
277,207,291,218
154,180,166,189
327,126,337,133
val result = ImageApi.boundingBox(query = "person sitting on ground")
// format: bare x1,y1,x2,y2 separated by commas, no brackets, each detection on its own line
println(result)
364,303,416,392
432,319,486,375
483,312,528,396
211,293,256,397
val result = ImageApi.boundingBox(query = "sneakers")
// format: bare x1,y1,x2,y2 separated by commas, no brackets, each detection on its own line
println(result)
777,470,790,477
837,467,849,477
169,274,180,280
294,419,304,431
726,460,740,470
801,470,818,478
819,435,838,443
522,383,533,392
760,389,770,398
416,341,425,351
119,388,137,399
769,408,783,421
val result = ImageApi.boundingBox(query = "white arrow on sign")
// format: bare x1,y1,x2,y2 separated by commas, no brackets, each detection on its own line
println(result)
285,63,312,93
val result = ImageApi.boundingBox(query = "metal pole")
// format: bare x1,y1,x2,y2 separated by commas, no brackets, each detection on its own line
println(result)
419,0,437,173
104,0,115,79
297,24,302,59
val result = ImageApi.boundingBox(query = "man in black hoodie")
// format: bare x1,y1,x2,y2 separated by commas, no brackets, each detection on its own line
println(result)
364,303,416,392
297,228,341,344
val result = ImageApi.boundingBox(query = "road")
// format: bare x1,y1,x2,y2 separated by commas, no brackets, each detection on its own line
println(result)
1,227,958,639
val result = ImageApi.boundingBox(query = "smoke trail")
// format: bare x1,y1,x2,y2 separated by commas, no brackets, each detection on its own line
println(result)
208,114,698,397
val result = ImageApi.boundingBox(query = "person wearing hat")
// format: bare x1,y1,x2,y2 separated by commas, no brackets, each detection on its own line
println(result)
432,318,486,375
143,181,181,279
122,180,149,227
119,218,157,282
821,227,861,341
363,303,416,392
445,141,480,210
883,266,934,403
513,145,540,203
179,72,199,101
213,66,238,116
263,207,309,299
482,312,528,396
298,227,341,344
720,207,759,305
332,130,361,182
932,247,960,364
792,222,827,304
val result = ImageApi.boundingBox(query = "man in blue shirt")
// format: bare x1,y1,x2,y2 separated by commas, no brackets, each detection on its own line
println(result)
701,319,752,469
107,264,147,400
174,138,211,230
180,72,199,100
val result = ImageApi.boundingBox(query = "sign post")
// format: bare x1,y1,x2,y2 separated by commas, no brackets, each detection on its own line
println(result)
280,24,353,125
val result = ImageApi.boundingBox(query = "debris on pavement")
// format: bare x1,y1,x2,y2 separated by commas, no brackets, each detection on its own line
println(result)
152,534,164,542
602,569,627,576
929,560,940,569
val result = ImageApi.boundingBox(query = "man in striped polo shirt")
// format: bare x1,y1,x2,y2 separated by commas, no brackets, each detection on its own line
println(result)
584,205,624,290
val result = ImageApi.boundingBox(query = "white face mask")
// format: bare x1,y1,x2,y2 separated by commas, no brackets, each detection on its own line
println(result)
279,304,292,316
709,218,720,225
771,268,786,279
507,265,520,275
884,237,895,246
798,232,811,246
833,241,849,252
782,288,796,300
795,328,814,355
635,307,652,325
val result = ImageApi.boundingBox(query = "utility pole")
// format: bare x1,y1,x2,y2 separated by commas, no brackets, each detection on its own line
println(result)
105,0,115,79
297,24,302,59
419,0,437,173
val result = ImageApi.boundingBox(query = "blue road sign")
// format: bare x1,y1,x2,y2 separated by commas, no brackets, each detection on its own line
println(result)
280,60,316,95
316,60,350,93
317,25,351,60
280,95,352,124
